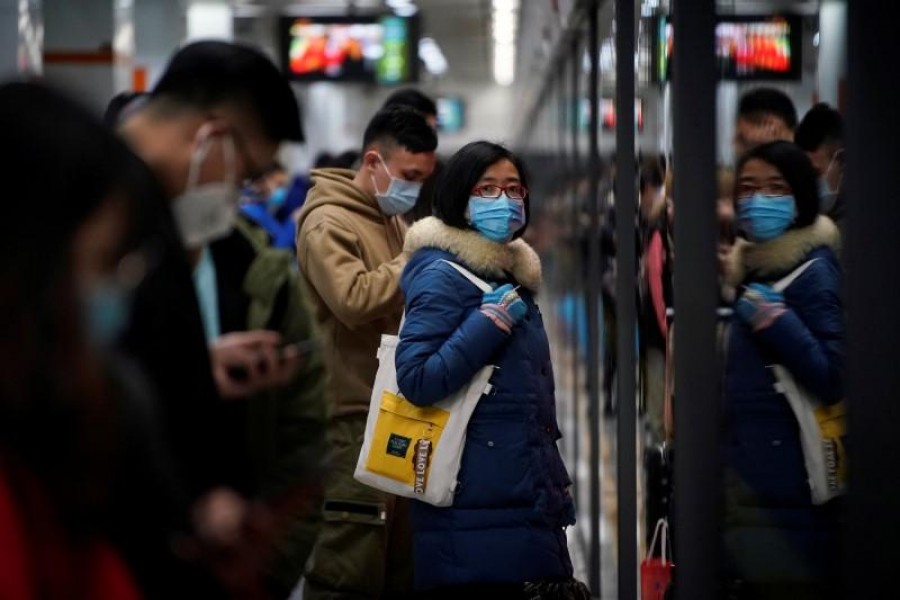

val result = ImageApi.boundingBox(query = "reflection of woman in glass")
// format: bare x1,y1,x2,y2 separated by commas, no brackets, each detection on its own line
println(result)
722,141,844,600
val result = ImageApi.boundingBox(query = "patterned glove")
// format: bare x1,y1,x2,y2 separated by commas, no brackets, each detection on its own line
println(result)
481,284,528,333
482,284,514,305
735,283,786,331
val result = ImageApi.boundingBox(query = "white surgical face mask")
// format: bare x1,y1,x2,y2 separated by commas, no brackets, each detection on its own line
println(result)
171,126,240,249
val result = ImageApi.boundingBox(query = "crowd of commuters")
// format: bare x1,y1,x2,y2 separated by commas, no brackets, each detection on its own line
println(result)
0,36,591,599
0,24,849,600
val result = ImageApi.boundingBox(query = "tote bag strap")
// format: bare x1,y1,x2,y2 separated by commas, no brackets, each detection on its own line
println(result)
396,261,492,343
771,258,819,293
440,260,493,293
647,517,671,562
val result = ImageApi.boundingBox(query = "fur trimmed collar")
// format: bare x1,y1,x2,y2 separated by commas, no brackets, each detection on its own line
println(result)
726,216,841,285
404,217,542,291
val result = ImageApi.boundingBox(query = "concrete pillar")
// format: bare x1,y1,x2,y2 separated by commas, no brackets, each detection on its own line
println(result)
133,0,186,91
0,0,43,78
43,0,133,113
817,0,847,110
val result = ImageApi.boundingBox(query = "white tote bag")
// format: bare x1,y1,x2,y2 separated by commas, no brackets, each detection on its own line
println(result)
770,259,848,505
354,261,496,507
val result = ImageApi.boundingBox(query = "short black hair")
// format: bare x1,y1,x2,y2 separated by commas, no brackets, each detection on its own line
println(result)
735,140,819,230
1,82,133,252
382,88,437,118
794,103,844,152
639,157,665,190
738,87,798,130
151,41,303,142
433,141,530,239
103,91,146,129
313,152,334,169
361,105,437,156
333,150,361,169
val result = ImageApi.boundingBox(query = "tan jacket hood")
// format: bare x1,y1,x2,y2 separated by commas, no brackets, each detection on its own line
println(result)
297,168,381,231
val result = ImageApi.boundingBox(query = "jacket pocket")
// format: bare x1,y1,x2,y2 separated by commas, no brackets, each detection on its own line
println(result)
727,433,810,506
454,420,534,508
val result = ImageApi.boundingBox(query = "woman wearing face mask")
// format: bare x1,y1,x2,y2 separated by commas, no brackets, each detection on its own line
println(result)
395,142,587,598
0,82,148,599
721,141,844,600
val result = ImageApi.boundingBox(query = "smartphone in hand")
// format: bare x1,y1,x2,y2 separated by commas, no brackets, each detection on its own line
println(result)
278,338,320,360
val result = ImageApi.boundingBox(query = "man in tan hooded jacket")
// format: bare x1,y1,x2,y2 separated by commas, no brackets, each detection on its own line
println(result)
296,106,437,599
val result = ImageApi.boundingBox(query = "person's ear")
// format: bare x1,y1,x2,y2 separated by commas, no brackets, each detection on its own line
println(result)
362,150,377,171
187,117,229,152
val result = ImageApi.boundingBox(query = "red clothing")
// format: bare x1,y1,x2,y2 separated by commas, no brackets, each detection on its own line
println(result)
646,229,668,342
0,462,141,600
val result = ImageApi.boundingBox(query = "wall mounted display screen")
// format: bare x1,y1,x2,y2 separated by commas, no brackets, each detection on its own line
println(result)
654,14,801,82
656,17,673,83
280,15,418,84
436,96,465,133
715,16,801,80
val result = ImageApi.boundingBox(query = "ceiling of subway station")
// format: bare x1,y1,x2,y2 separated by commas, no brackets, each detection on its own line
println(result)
233,0,495,83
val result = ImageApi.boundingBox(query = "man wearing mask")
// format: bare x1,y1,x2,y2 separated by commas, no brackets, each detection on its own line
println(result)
240,163,310,254
721,88,798,296
117,41,325,597
296,105,437,599
381,88,441,225
733,87,798,157
795,103,845,224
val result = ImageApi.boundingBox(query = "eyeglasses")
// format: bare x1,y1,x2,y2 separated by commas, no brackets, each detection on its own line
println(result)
471,184,529,200
229,130,278,188
736,183,792,200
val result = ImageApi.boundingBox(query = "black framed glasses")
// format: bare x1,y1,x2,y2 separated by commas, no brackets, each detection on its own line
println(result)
471,184,529,200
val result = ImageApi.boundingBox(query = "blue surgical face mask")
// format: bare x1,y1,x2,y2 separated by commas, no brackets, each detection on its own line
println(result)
81,280,131,348
736,193,796,242
817,176,838,213
467,194,526,243
371,155,422,216
268,185,288,210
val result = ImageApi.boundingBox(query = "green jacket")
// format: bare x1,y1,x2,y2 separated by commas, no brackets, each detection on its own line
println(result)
210,218,329,594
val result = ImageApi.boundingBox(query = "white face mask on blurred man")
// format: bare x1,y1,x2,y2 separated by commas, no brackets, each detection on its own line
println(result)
171,125,240,248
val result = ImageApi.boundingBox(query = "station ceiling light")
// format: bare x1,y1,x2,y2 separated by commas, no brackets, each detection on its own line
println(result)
386,0,419,17
492,0,519,86
419,36,448,76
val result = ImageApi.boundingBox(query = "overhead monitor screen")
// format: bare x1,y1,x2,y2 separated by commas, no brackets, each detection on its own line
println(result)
280,15,418,84
655,14,801,82
436,96,465,133
716,16,801,80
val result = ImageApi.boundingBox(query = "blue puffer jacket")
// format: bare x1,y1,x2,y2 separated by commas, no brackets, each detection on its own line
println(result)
722,216,844,585
396,217,575,590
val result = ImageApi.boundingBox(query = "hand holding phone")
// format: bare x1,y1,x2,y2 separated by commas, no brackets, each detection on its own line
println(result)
210,331,305,400
278,338,320,360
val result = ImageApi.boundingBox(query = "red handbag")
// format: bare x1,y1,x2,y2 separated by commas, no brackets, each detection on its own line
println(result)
640,518,674,600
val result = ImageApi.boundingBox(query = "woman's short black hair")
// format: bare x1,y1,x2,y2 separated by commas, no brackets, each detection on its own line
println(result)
433,141,530,239
734,140,820,230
